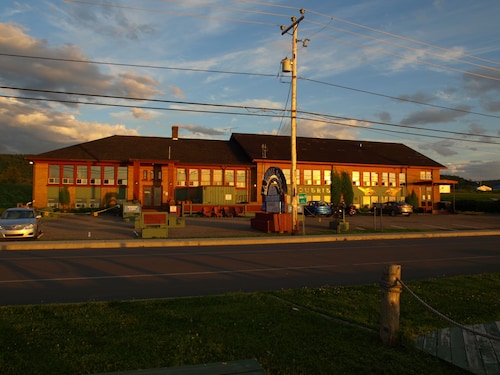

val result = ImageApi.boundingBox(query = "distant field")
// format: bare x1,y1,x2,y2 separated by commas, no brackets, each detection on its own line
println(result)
441,190,500,213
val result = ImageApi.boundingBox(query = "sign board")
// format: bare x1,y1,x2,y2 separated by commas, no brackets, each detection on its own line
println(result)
298,193,307,205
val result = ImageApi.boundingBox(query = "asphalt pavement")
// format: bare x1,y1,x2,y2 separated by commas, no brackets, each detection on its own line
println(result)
1,211,500,250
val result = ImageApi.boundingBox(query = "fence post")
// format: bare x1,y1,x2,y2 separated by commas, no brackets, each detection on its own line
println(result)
380,264,402,346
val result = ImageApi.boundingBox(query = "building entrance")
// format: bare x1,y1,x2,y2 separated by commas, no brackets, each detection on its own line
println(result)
143,186,162,208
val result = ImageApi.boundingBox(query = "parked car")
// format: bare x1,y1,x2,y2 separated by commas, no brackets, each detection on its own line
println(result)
375,201,413,216
0,207,42,240
303,201,332,217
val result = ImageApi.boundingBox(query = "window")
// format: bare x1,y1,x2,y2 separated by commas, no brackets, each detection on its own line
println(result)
381,172,389,186
201,169,211,186
303,170,312,185
224,169,234,186
76,166,88,184
189,169,199,186
117,167,128,185
91,167,101,184
352,171,360,186
389,173,396,186
61,165,74,184
371,172,379,186
282,169,291,185
104,166,114,185
176,168,186,186
420,171,432,180
324,170,331,185
362,172,370,186
213,170,222,186
48,165,60,184
236,170,246,188
313,170,321,185
90,166,101,185
399,173,406,186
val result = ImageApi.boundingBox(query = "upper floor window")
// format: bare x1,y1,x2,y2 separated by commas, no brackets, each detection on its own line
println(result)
48,165,60,184
224,169,235,186
420,171,432,180
189,169,199,187
176,168,186,186
236,170,246,188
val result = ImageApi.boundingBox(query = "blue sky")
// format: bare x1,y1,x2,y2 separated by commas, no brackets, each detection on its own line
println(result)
1,0,499,181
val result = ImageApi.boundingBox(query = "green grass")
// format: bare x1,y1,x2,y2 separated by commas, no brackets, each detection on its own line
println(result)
2,274,498,374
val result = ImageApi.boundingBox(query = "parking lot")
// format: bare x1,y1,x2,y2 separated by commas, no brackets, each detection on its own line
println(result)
33,212,500,241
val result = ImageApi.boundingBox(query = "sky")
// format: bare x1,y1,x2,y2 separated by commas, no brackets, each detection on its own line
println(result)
0,0,499,181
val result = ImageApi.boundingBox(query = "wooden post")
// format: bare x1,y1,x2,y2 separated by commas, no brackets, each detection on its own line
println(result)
380,264,402,346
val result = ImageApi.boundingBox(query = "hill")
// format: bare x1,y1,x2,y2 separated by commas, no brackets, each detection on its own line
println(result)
0,154,33,185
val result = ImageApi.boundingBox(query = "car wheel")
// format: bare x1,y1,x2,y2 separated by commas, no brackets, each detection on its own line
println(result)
390,210,396,216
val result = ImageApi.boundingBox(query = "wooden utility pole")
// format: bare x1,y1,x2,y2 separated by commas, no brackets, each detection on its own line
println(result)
281,9,305,234
380,264,402,346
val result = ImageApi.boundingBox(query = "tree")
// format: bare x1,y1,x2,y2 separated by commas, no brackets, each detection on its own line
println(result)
330,168,342,206
341,171,354,205
405,190,418,212
59,186,70,210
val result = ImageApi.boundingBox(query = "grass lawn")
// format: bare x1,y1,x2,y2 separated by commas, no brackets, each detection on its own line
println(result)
1,273,499,375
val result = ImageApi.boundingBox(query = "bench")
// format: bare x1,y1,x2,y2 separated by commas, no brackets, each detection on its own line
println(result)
92,358,266,374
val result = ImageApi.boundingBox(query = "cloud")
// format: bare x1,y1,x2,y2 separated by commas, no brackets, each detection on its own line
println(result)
418,139,458,157
178,124,227,138
0,96,139,153
61,1,156,40
400,105,471,125
375,111,392,123
131,108,153,120
0,22,175,153
398,92,437,103
446,160,500,181
295,118,362,140
462,68,500,112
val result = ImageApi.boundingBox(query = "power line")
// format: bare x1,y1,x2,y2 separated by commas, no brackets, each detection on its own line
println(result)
2,52,498,120
299,77,500,120
305,8,500,68
3,85,499,144
305,30,500,82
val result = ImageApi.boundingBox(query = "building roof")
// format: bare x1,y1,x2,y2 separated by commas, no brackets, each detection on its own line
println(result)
32,133,445,169
33,135,251,165
231,133,445,168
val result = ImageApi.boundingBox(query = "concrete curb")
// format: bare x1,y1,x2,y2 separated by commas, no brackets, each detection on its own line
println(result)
2,230,500,251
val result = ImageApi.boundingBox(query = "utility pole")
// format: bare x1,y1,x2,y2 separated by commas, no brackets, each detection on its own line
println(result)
281,9,305,234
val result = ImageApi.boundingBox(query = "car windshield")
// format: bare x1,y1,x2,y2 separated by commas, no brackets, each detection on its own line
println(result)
1,210,35,219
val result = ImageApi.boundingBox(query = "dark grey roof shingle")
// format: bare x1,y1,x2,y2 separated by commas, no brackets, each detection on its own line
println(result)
230,133,444,168
33,133,445,169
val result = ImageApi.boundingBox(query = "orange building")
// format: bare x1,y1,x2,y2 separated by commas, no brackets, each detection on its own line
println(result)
28,129,455,214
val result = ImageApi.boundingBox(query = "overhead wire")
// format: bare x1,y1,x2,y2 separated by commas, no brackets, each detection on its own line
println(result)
305,8,500,68
3,85,499,144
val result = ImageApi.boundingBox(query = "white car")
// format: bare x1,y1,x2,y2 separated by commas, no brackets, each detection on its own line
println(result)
0,208,42,240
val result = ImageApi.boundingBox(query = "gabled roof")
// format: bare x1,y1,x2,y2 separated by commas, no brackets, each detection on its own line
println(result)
231,133,445,168
32,133,445,169
33,135,251,165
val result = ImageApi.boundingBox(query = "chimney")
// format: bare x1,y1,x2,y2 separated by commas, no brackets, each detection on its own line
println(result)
172,125,179,140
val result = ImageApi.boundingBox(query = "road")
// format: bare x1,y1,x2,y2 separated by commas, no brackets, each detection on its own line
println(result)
1,235,499,305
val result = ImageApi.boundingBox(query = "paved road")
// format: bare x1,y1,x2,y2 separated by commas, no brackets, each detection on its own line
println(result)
1,235,499,305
